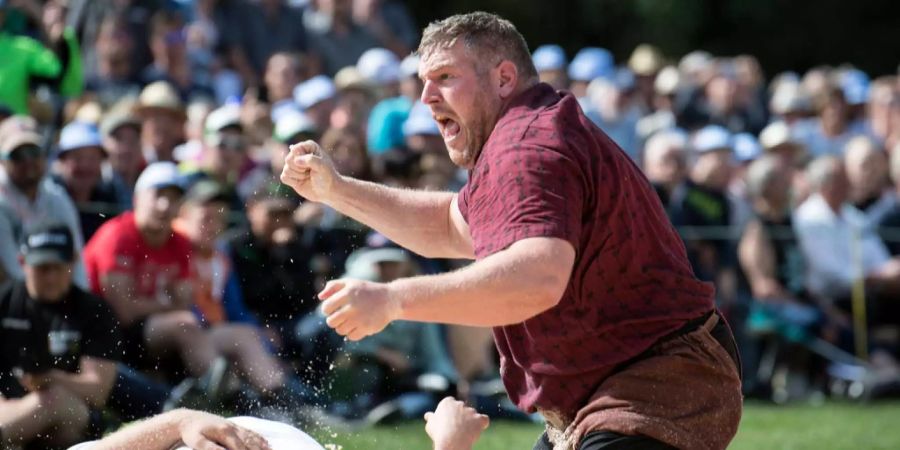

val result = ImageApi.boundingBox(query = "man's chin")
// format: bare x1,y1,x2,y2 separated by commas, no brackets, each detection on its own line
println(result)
447,147,475,170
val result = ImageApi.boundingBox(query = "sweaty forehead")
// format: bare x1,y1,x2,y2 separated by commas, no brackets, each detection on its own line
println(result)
418,43,476,78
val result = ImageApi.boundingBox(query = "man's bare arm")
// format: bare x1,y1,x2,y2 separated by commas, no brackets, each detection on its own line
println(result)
281,141,474,259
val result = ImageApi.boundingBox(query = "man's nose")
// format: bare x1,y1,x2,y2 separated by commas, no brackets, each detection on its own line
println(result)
421,80,441,105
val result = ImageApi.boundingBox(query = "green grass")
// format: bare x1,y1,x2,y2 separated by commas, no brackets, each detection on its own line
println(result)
308,401,900,449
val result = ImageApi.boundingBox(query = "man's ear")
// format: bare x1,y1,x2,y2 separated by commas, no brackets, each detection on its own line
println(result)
495,60,519,98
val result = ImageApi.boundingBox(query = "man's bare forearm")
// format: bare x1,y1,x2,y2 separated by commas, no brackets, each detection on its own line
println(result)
327,176,472,259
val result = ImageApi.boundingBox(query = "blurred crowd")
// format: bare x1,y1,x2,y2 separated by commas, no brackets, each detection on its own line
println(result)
1,0,900,448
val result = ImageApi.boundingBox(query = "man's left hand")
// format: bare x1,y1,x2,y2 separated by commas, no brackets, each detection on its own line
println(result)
319,279,401,341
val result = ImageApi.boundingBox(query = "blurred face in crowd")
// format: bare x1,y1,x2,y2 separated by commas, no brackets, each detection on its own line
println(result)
151,23,187,69
758,160,793,214
96,19,134,80
57,146,105,194
265,54,302,103
868,80,898,139
248,199,295,244
206,129,247,181
24,262,73,303
134,186,183,235
324,129,369,178
643,142,686,189
333,89,374,129
306,99,337,132
320,0,353,24
692,149,734,192
142,110,185,161
420,41,513,169
104,124,143,178
180,200,228,251
844,138,887,202
400,75,424,103
2,144,47,194
820,159,850,206
705,74,738,113
539,69,568,91
405,133,446,154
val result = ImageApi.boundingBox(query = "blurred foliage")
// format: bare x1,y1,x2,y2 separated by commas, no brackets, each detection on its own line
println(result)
405,0,900,78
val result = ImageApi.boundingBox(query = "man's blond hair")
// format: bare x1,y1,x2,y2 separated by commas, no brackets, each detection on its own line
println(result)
417,12,538,81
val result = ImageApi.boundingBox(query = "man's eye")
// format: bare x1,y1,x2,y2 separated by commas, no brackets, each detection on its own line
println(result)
439,73,452,81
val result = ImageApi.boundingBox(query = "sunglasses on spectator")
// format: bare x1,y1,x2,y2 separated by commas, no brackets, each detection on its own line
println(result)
4,145,44,162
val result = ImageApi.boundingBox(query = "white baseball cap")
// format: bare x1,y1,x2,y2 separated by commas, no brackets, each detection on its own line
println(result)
357,48,401,85
293,75,337,110
134,161,184,192
691,125,733,153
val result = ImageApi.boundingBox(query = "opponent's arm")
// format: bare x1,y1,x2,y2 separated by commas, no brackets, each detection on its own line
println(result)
321,237,575,340
281,141,474,259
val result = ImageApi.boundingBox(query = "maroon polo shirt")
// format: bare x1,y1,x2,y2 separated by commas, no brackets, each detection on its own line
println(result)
457,83,715,420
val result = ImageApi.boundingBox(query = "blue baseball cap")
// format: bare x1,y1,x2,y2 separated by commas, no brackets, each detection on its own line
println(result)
692,125,733,153
532,45,567,72
568,47,614,82
840,68,870,105
58,121,104,156
733,133,762,162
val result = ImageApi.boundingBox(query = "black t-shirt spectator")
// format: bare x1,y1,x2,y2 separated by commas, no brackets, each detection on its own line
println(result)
670,180,734,281
0,281,121,397
228,227,327,323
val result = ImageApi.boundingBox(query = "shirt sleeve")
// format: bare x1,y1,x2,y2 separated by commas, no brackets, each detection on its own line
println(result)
25,38,62,78
0,209,24,281
466,144,584,258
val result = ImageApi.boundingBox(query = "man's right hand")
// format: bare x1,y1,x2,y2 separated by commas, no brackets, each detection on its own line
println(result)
424,397,490,450
178,410,272,450
280,140,340,203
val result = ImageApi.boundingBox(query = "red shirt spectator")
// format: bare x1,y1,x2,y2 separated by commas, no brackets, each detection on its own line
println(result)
458,83,716,419
84,211,192,302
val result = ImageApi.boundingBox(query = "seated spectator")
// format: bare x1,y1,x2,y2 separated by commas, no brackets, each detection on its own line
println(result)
671,125,735,283
642,129,688,216
866,76,899,149
52,122,130,240
628,44,665,113
182,103,248,211
83,15,141,109
236,0,307,79
306,0,383,76
338,245,457,419
585,70,641,161
0,225,171,449
240,111,319,201
0,1,83,115
352,0,418,57
174,181,320,411
333,66,378,130
635,66,680,142
135,81,187,163
794,156,900,301
531,45,567,91
265,52,306,123
843,135,894,227
360,48,411,154
0,121,88,288
141,9,214,102
82,162,221,379
678,60,766,134
229,184,338,374
100,109,144,196
294,75,338,133
793,84,868,157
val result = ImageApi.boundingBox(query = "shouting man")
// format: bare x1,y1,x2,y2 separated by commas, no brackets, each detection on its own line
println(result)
281,12,742,450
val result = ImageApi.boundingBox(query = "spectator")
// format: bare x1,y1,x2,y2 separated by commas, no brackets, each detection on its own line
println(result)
182,103,248,211
174,181,320,412
769,82,813,126
0,224,173,450
672,125,736,284
83,15,141,108
880,146,900,255
679,60,766,134
360,47,410,154
866,76,899,149
794,84,867,157
0,0,83,114
294,75,338,132
0,121,89,288
100,108,144,195
636,65,681,142
82,162,221,379
398,53,423,102
531,44,567,91
566,47,613,107
307,0,382,76
642,129,688,214
759,121,809,169
230,183,328,346
135,81,187,163
333,66,377,130
52,122,130,240
843,136,894,227
236,0,307,79
352,0,418,57
585,70,641,161
403,101,443,154
265,52,306,123
141,9,213,102
793,156,900,300
240,110,318,201
627,43,665,113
